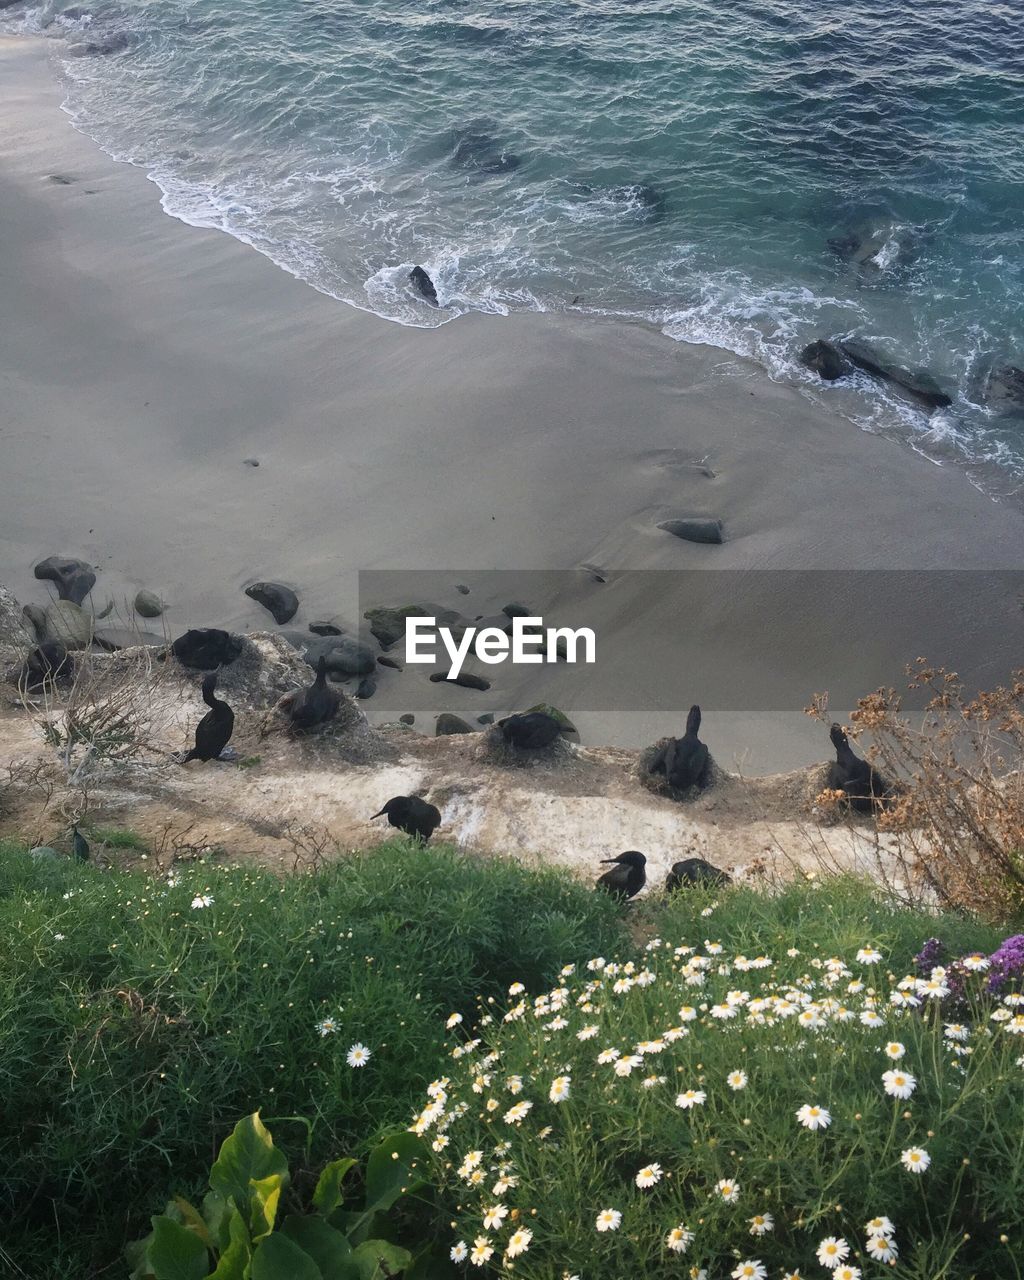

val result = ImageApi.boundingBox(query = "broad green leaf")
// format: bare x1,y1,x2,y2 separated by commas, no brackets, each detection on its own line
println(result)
328,1208,388,1248
125,1234,155,1280
208,1207,253,1280
352,1239,412,1280
363,1134,429,1213
202,1190,231,1252
283,1215,358,1278
312,1157,357,1215
210,1113,289,1217
251,1233,323,1280
173,1197,215,1248
147,1216,209,1280
249,1173,284,1242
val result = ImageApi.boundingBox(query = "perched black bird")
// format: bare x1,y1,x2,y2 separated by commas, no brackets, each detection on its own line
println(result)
286,656,340,731
183,674,234,763
665,858,730,892
18,642,73,692
828,723,889,812
371,795,442,843
650,705,710,792
499,712,564,750
596,851,647,901
71,824,90,863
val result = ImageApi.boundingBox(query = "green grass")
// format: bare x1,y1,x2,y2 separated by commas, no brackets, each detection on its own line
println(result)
88,826,149,851
0,840,623,1278
418,879,1024,1280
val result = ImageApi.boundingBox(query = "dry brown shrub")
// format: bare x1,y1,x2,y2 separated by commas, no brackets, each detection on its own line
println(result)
809,661,1024,919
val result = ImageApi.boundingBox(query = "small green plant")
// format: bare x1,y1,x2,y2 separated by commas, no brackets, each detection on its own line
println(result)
128,1114,435,1280
92,826,148,850
237,756,263,770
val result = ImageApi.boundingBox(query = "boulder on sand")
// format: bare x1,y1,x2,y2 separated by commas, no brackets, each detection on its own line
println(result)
34,556,96,605
799,339,849,381
21,604,47,643
43,601,93,650
245,581,299,625
281,632,376,678
436,713,475,736
430,671,491,691
171,628,244,670
657,517,724,545
134,589,165,618
839,339,952,410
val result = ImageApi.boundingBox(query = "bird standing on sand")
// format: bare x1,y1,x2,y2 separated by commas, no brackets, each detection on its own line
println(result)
183,674,235,763
499,712,564,750
71,824,90,863
286,655,340,731
665,857,730,891
828,723,889,812
596,851,647,901
371,795,442,844
650,705,710,792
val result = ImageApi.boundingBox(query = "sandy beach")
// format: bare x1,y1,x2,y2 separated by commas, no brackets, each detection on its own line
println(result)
3,35,1023,772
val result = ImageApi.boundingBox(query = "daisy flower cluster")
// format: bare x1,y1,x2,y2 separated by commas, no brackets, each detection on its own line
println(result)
412,933,1024,1277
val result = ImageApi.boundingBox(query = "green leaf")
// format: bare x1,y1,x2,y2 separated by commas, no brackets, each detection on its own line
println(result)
251,1233,323,1280
312,1157,357,1215
352,1239,412,1280
249,1173,284,1242
202,1190,231,1252
173,1197,215,1249
363,1134,429,1213
210,1113,289,1217
208,1207,253,1280
282,1216,357,1277
147,1216,209,1280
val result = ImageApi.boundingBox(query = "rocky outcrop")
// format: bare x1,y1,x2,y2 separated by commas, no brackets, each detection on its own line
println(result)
33,556,95,605
245,582,299,625
839,340,951,410
800,339,849,381
409,266,439,306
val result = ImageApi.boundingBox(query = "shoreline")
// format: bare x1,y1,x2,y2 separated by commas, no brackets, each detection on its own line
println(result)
3,34,1024,773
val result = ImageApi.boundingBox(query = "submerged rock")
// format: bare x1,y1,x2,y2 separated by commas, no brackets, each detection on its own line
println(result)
34,556,96,605
171,628,244,670
800,339,849,381
448,126,521,175
982,364,1024,417
840,339,952,410
245,581,299,625
657,518,724,545
409,266,438,306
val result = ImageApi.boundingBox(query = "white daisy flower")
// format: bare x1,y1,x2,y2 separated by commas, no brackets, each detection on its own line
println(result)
346,1043,371,1068
595,1208,622,1232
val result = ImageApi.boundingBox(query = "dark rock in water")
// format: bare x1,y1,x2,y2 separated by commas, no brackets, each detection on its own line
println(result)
409,266,438,306
377,655,402,670
827,221,920,275
436,713,475,736
399,713,415,725
982,365,1024,417
94,627,165,652
17,643,74,691
43,601,93,650
840,339,952,410
800,339,849,381
245,581,299,625
502,601,532,619
81,31,131,55
455,583,470,595
134,589,165,619
612,181,666,222
658,518,724,545
356,677,376,699
309,621,343,636
171,628,244,670
430,671,491,691
34,556,96,605
22,604,47,643
448,127,521,175
666,858,732,891
477,712,494,725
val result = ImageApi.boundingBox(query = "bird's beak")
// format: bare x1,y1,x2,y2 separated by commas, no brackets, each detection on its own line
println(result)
600,858,618,864
370,808,386,820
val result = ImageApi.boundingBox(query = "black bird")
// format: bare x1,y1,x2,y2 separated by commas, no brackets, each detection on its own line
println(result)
183,674,234,763
71,824,90,863
498,712,564,750
596,851,647,901
828,723,889,812
371,795,442,843
650,705,710,792
18,642,73,692
286,656,340,731
665,858,730,892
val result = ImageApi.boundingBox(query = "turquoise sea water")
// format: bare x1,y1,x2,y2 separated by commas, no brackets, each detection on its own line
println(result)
8,0,1024,482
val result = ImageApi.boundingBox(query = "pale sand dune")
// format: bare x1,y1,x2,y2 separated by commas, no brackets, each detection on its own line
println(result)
3,36,1023,772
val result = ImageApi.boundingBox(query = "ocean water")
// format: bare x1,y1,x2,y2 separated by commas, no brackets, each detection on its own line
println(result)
8,0,1024,483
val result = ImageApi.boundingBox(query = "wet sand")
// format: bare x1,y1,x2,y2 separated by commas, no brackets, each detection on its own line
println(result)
3,36,1023,771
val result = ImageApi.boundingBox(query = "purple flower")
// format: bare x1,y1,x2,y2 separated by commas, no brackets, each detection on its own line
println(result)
914,937,947,975
987,935,1024,995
